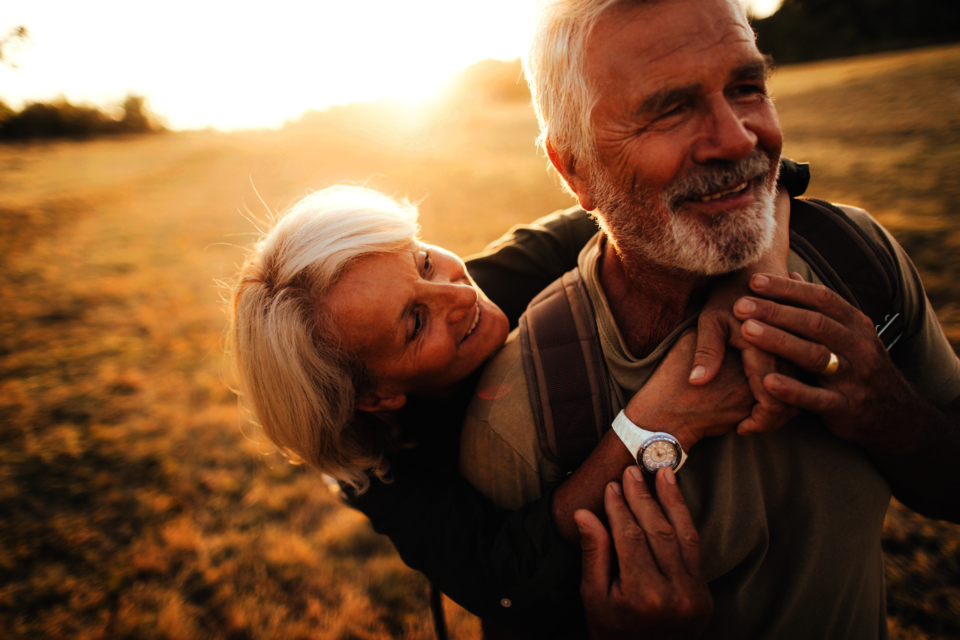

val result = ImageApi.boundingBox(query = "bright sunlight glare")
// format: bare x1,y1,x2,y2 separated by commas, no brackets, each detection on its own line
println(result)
0,0,537,131
1,0,781,131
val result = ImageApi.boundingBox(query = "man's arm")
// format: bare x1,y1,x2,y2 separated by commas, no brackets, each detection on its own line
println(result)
734,271,960,522
344,159,810,614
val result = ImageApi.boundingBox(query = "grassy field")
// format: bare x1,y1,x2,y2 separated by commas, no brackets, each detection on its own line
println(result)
2,44,959,639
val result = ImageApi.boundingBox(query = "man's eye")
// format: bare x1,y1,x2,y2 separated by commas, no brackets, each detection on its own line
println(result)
423,251,433,273
412,310,424,339
733,83,765,98
654,104,687,124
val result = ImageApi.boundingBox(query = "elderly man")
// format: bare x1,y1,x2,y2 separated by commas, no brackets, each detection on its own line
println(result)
457,0,960,638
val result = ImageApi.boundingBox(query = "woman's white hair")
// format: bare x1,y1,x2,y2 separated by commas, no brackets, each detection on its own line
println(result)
228,186,420,493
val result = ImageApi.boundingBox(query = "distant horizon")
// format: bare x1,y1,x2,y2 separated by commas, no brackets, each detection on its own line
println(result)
0,0,783,132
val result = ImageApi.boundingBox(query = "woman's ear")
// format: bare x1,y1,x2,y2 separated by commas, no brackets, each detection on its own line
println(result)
356,392,407,413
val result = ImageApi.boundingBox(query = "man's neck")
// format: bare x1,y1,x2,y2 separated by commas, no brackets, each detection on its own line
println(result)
598,238,711,359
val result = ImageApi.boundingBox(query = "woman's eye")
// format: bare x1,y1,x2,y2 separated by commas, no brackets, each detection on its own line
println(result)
423,251,433,273
412,310,423,339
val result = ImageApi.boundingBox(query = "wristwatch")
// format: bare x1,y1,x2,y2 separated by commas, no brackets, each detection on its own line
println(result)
612,410,687,475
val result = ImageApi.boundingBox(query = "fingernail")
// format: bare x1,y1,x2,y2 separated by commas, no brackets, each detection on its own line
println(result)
609,482,622,495
736,298,757,313
663,467,676,485
743,320,763,337
753,274,770,288
689,365,706,381
628,466,643,482
768,375,782,391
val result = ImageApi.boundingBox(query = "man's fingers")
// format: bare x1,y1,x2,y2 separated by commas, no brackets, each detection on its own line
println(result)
654,467,704,580
740,320,843,375
576,508,612,605
690,313,731,385
748,273,854,323
764,373,846,414
603,481,660,588
621,466,687,581
735,296,848,350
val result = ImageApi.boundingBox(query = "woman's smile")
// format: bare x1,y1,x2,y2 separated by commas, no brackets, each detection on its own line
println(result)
328,242,510,407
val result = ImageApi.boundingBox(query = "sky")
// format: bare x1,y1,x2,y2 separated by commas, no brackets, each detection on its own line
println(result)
0,0,783,131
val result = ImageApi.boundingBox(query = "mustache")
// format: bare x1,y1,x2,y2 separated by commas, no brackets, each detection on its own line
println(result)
662,151,774,209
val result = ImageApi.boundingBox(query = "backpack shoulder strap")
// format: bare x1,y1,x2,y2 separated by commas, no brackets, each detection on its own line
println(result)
789,197,904,349
519,199,906,475
519,268,613,474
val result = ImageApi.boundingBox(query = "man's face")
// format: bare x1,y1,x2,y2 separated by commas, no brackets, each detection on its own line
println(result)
578,0,783,275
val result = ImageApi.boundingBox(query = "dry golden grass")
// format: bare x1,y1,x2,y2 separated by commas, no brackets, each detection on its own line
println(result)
1,43,959,638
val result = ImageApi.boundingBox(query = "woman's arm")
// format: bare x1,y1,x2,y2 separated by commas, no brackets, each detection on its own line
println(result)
344,159,809,615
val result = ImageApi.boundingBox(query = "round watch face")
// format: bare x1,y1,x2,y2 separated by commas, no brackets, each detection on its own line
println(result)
639,436,681,474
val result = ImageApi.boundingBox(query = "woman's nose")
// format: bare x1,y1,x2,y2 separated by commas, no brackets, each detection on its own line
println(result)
435,282,477,325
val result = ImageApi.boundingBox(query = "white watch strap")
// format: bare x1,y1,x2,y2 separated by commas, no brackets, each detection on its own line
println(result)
611,410,688,471
611,410,658,459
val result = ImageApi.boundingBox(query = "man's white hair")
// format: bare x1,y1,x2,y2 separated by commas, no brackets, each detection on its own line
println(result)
523,0,750,180
523,0,624,170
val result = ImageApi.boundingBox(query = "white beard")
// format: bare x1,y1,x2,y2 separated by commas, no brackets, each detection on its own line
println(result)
589,151,779,276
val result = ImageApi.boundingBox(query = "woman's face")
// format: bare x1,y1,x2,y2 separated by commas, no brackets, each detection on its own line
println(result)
328,242,510,409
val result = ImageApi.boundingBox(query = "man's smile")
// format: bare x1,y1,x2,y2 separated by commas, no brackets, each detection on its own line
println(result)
698,181,749,202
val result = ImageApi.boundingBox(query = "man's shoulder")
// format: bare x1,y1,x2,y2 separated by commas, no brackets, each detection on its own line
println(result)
464,330,543,472
459,329,563,509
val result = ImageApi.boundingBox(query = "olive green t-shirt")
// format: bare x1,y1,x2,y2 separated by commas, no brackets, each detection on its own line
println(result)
460,205,960,640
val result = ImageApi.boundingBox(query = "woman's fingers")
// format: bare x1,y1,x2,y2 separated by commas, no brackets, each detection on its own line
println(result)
690,313,732,385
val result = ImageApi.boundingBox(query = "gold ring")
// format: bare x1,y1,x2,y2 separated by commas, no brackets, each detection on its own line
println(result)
819,352,840,377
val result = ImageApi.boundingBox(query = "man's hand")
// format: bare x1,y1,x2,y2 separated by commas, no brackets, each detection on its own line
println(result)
732,272,913,444
625,330,754,451
576,466,712,640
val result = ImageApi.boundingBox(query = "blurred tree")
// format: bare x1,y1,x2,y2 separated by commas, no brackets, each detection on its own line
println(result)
121,95,152,133
0,25,28,68
753,0,960,63
437,59,530,106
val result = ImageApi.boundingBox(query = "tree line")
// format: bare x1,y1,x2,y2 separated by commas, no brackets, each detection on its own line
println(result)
752,0,960,64
0,95,164,142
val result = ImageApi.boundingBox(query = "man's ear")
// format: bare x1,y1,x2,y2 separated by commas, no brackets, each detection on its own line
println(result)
356,392,407,413
546,139,596,212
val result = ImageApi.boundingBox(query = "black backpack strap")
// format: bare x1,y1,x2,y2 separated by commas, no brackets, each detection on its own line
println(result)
788,198,904,349
519,197,906,474
519,268,613,474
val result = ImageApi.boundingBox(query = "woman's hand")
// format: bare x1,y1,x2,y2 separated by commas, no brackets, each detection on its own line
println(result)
577,466,712,640
687,188,797,435
623,329,754,452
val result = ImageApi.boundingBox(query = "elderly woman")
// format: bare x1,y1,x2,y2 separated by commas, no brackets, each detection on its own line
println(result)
229,165,807,634
232,186,510,494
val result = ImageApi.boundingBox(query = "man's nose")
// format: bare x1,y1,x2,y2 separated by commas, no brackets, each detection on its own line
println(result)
692,95,758,164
